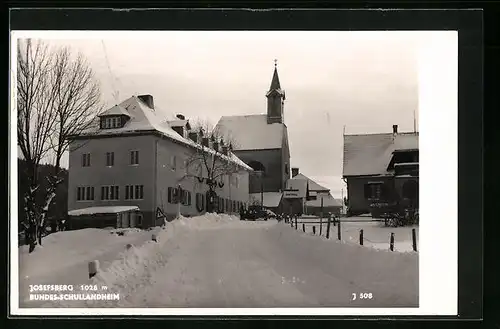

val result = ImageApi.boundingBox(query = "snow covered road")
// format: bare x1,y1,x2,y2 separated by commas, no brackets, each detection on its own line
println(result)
96,220,418,308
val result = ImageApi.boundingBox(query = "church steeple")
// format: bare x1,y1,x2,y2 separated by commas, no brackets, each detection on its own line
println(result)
269,59,281,90
266,60,285,124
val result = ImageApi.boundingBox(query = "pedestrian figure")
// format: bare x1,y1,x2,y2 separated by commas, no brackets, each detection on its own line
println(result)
239,204,245,220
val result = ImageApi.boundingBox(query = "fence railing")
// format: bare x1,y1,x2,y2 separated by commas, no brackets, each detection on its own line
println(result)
282,215,418,252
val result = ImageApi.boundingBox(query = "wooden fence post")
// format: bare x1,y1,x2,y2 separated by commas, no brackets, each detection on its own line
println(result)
302,223,305,232
326,216,331,239
152,233,157,242
88,260,99,279
295,216,298,230
359,229,364,246
412,228,417,252
333,215,337,226
337,220,341,241
320,197,323,235
313,226,316,235
390,232,395,251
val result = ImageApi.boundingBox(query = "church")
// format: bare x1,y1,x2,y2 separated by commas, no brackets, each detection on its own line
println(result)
215,63,290,212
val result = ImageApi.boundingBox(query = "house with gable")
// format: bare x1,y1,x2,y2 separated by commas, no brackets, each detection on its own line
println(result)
67,94,253,229
342,125,419,216
283,168,343,216
215,63,291,211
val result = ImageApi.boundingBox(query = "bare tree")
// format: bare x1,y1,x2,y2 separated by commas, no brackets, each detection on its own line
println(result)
49,47,103,176
17,39,59,252
16,39,102,252
180,120,243,213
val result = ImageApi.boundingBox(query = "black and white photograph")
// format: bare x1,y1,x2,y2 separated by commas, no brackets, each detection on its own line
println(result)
10,27,459,316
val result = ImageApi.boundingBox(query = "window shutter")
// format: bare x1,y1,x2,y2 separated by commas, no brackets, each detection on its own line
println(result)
364,184,370,199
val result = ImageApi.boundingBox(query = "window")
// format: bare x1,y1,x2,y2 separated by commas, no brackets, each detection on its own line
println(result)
82,153,91,167
125,185,144,200
226,198,230,212
171,156,177,171
130,150,139,165
77,186,94,201
221,198,225,212
233,200,236,212
101,116,123,129
364,183,382,200
168,187,173,203
235,176,239,188
106,152,114,166
101,185,119,200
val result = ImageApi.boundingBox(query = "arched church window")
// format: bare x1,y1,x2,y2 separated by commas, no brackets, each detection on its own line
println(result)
248,161,266,173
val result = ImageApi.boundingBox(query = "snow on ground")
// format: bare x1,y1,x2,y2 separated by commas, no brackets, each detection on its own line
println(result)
20,213,246,308
29,215,418,309
21,213,418,309
292,216,418,253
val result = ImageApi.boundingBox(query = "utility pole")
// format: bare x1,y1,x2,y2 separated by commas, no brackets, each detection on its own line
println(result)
260,173,264,208
413,110,417,133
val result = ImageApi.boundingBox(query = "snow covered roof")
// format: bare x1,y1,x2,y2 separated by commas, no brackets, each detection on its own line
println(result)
250,192,283,208
98,104,131,117
290,173,329,192
305,194,343,208
74,96,252,171
68,206,139,216
343,132,419,177
167,119,189,128
215,114,284,151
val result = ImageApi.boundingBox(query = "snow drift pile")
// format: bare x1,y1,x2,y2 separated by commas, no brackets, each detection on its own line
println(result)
60,212,239,307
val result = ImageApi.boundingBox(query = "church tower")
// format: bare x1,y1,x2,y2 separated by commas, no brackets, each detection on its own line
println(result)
266,60,286,124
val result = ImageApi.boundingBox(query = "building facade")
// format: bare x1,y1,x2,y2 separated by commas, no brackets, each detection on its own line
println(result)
68,95,252,228
342,125,419,216
283,168,342,216
215,64,291,205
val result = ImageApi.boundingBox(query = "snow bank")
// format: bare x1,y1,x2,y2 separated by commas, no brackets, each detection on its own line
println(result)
19,228,151,280
59,212,240,307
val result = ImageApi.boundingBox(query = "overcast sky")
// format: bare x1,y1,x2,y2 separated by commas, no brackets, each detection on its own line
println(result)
37,31,421,198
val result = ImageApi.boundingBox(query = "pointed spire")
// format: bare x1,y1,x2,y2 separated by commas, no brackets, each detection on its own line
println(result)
269,59,281,91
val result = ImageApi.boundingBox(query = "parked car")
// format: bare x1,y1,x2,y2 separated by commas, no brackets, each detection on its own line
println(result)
245,206,269,221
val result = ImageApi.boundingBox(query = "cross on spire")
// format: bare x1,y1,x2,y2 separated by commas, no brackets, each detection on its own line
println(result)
274,59,278,67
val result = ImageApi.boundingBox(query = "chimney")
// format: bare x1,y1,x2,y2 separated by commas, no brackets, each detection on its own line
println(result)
138,95,154,109
176,114,185,120
392,125,398,134
201,137,209,147
188,132,198,143
292,167,299,178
